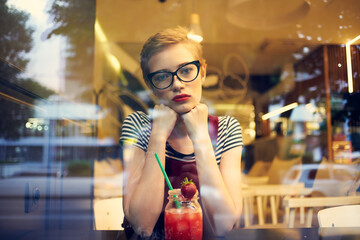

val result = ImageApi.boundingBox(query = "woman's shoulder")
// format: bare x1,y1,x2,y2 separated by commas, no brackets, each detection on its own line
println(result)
217,115,240,126
124,111,151,125
126,110,149,119
120,111,151,148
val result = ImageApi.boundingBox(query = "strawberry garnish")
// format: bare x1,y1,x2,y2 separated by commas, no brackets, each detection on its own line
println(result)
181,177,197,199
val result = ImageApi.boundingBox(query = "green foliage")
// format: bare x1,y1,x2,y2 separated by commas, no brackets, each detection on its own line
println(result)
0,0,34,80
46,0,96,102
19,78,55,99
0,1,45,140
66,160,92,177
47,0,95,41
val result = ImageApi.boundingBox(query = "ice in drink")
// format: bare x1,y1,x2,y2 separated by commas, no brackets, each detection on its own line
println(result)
165,207,202,240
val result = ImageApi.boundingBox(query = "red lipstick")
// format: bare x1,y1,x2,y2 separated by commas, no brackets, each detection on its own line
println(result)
172,94,190,102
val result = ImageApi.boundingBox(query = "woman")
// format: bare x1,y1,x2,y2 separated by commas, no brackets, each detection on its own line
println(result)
120,26,243,239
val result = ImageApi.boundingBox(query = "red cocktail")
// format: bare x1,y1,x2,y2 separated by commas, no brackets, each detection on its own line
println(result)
165,207,202,240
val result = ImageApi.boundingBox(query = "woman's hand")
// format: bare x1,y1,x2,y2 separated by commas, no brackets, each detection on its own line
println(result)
181,103,209,141
151,104,177,140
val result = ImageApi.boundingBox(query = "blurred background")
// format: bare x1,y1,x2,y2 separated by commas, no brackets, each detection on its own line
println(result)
0,0,359,232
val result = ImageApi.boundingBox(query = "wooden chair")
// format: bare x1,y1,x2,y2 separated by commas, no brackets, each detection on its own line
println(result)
240,188,256,228
267,156,302,184
283,196,360,228
318,205,360,227
247,161,271,177
242,174,269,185
94,197,124,230
241,183,310,227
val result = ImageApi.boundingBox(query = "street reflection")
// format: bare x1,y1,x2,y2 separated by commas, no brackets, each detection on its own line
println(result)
0,0,359,235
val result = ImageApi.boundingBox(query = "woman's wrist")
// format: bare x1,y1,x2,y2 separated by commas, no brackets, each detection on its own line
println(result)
149,129,168,144
192,134,212,150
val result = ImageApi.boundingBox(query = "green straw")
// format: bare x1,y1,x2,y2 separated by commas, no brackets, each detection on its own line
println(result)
155,153,181,209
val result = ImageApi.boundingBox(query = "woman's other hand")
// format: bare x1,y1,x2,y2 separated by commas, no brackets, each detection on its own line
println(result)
181,103,209,141
151,104,177,140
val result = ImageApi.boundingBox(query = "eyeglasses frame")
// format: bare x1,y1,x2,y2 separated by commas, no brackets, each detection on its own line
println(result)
147,60,201,90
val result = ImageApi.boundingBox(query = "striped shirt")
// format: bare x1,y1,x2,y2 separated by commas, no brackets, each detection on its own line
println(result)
120,111,243,164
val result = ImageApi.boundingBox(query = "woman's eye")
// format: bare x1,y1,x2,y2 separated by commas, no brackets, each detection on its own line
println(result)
180,67,193,75
154,73,170,82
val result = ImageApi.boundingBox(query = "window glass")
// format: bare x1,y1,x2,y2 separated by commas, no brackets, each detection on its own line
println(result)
285,169,300,181
0,0,359,235
311,169,330,180
0,0,99,231
333,168,356,181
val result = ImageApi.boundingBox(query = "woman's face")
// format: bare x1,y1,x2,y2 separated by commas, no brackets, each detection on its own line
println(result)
148,43,206,114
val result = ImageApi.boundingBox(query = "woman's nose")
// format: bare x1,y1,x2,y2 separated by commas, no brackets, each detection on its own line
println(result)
171,75,184,89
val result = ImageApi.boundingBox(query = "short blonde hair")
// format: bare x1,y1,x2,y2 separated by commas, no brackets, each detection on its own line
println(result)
140,26,205,84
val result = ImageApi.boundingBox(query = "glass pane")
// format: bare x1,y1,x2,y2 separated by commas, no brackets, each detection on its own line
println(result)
93,0,359,232
1,0,359,237
0,0,100,232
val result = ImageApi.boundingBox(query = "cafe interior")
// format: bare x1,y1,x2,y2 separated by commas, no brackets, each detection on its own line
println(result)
0,0,360,238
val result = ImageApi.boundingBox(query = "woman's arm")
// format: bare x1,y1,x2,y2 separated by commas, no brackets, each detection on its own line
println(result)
122,141,165,236
194,142,242,236
182,104,243,236
122,106,177,237
219,146,243,226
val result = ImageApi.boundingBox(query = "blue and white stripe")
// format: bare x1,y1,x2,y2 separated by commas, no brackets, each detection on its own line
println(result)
120,111,243,165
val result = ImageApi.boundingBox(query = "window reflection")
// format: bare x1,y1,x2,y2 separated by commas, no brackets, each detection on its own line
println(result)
0,0,99,231
0,0,359,235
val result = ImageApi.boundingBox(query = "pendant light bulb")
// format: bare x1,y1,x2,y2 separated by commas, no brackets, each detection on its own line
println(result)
188,13,203,42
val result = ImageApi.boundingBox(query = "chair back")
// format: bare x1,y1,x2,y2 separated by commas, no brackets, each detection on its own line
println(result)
247,161,271,177
318,205,360,227
94,197,124,230
283,196,360,227
267,156,302,184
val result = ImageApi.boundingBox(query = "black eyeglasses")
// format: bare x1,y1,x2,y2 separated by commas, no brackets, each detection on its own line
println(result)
147,60,200,90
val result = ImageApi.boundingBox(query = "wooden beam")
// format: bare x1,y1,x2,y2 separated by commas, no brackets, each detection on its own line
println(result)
283,196,360,208
323,45,333,162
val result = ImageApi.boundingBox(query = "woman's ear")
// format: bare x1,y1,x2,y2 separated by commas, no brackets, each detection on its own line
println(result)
201,63,207,84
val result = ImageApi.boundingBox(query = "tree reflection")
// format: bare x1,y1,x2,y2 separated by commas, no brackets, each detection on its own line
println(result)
0,0,33,81
0,0,55,140
46,0,95,102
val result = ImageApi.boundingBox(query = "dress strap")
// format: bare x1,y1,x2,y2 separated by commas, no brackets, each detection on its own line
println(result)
208,115,218,151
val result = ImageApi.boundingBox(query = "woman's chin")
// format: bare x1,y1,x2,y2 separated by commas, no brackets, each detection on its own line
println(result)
171,105,193,115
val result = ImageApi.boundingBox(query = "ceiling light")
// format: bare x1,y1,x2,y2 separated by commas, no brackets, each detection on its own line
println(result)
346,35,360,93
262,102,298,120
95,19,107,43
107,54,120,73
293,53,303,60
187,13,203,42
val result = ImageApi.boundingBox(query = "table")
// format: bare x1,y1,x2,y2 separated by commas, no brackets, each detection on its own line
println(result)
1,228,359,240
226,228,360,240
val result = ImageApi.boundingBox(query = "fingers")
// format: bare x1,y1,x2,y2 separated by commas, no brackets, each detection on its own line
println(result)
150,104,175,119
182,103,208,120
150,104,177,138
181,104,209,140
